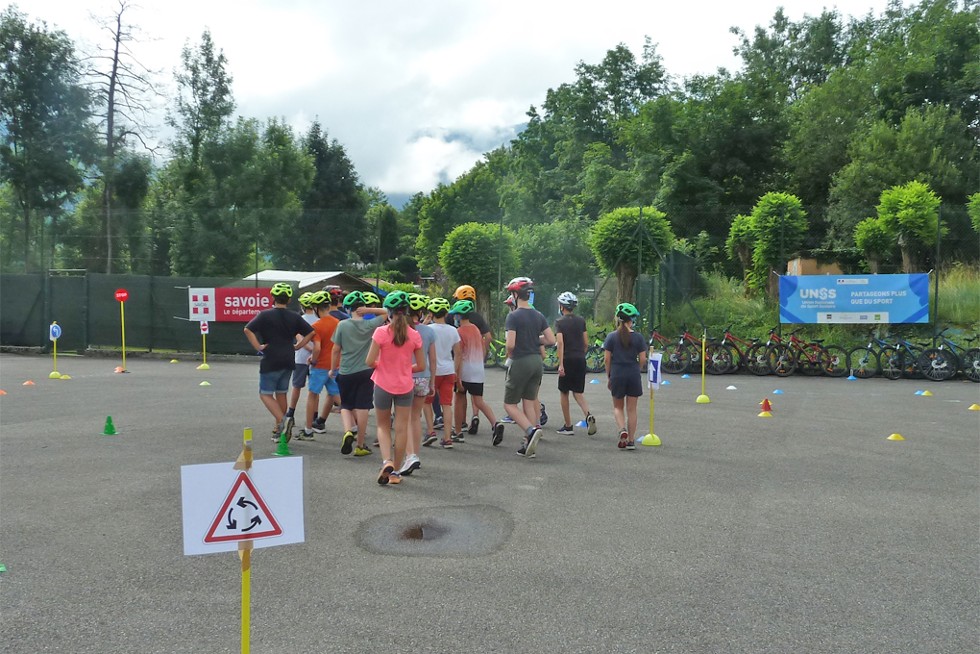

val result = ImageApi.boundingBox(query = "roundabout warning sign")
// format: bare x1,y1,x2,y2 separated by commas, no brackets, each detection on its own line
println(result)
204,472,282,543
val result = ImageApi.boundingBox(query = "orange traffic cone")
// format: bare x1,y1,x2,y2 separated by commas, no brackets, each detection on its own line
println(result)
22,380,35,386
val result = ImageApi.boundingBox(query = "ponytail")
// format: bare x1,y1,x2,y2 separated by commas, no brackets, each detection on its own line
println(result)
617,317,632,347
390,311,408,346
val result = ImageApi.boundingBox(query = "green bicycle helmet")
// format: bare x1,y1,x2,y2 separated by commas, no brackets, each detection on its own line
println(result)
407,293,429,311
362,291,381,306
270,282,293,298
343,291,366,308
298,292,314,307
427,297,451,314
451,299,475,315
615,302,640,320
309,290,329,306
383,290,411,310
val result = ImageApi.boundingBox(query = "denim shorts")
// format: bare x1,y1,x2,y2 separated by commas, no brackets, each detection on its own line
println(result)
259,369,292,395
308,368,340,396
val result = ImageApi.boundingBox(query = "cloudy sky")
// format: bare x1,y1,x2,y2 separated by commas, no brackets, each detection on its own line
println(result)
20,0,893,202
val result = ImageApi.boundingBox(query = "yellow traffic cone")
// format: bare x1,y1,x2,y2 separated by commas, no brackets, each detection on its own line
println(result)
887,433,905,441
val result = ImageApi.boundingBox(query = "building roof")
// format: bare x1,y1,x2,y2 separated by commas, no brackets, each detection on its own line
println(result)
239,270,378,292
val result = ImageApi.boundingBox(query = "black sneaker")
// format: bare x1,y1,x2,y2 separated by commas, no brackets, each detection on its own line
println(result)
295,429,315,441
433,416,444,430
556,425,575,435
467,416,479,435
492,421,505,446
422,432,439,447
524,427,542,458
451,431,465,443
539,403,548,426
586,413,597,436
312,419,327,434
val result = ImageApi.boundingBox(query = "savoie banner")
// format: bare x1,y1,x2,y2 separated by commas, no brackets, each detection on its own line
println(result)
780,274,929,324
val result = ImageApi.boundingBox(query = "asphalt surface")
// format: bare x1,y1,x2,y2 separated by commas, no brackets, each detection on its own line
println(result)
1,353,977,654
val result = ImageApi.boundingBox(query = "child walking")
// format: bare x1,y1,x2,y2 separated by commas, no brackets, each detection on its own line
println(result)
451,299,505,444
602,303,647,450
424,297,461,449
365,291,424,485
298,291,340,440
403,293,436,476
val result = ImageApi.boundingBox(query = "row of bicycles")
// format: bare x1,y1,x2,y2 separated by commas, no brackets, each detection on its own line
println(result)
649,325,980,382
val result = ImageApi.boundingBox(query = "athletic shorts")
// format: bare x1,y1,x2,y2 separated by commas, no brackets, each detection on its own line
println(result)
557,357,587,394
455,380,484,397
291,363,310,388
412,376,432,397
426,374,455,405
259,369,291,395
337,369,374,410
504,354,543,405
609,373,643,399
374,385,413,410
308,368,340,396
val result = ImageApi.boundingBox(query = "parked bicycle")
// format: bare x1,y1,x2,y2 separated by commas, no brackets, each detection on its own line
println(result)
917,327,980,382
879,334,928,380
846,329,882,379
706,325,759,375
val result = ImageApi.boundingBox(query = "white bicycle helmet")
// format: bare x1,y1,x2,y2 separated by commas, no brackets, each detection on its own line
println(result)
557,291,578,307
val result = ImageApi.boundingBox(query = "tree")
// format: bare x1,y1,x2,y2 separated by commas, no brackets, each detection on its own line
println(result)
725,214,755,280
438,222,519,316
85,0,160,272
515,220,595,301
968,193,980,234
853,216,892,273
748,192,808,297
0,8,94,272
876,180,941,273
590,206,674,303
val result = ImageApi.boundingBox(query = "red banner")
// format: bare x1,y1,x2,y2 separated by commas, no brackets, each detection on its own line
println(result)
215,288,274,322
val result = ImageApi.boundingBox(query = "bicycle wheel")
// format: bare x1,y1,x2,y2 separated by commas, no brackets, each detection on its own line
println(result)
745,343,771,375
542,345,560,372
822,345,848,377
960,348,980,382
797,343,827,376
726,344,745,373
879,347,903,380
769,344,796,377
847,347,879,379
585,346,605,373
706,343,734,375
661,344,691,374
901,348,924,379
917,348,957,382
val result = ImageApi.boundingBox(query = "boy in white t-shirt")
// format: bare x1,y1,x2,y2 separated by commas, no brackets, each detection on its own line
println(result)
423,298,460,449
284,293,317,439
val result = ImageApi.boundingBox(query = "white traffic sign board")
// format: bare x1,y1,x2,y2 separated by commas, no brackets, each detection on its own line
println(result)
200,321,209,335
180,457,304,556
49,323,62,341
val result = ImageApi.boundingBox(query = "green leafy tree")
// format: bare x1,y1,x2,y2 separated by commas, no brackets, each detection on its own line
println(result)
0,7,94,272
748,192,808,297
876,180,941,273
725,214,755,280
590,206,674,303
515,220,595,302
968,193,980,234
853,216,892,273
438,222,518,316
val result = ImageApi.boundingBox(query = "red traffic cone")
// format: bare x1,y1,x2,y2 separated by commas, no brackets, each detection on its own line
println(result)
760,398,773,412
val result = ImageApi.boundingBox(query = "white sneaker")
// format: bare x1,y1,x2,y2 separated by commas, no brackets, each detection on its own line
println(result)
399,454,421,476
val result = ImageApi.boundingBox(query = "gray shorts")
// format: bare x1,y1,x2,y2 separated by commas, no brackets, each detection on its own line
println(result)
504,354,543,405
374,385,413,410
291,363,310,388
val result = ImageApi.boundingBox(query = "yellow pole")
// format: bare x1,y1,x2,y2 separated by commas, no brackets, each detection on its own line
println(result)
696,332,710,404
237,428,253,654
202,333,207,365
119,301,127,371
649,385,655,436
52,335,58,373
701,333,706,395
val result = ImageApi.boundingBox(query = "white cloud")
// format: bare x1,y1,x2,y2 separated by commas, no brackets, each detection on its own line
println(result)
19,0,896,198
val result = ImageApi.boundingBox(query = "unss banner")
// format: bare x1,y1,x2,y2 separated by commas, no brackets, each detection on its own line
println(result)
780,274,929,324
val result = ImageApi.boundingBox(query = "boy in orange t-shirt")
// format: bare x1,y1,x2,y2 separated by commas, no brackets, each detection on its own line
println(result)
299,291,341,440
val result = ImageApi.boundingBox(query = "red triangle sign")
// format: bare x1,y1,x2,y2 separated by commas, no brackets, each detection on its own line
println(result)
204,472,283,543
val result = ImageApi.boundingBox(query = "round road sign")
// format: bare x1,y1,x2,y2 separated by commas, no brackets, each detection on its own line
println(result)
115,288,129,302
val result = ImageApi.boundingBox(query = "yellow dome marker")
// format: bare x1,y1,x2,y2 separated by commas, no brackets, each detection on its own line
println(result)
170,359,179,364
640,433,661,446
920,389,933,397
887,433,905,441
197,363,210,370
969,403,980,411
199,381,211,386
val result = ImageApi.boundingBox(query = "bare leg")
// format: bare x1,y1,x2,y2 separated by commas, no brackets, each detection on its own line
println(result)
260,393,284,423
305,391,319,430
340,408,354,432
354,409,369,446
423,403,435,433
573,391,590,420
440,404,453,442
612,396,626,432
474,395,496,425
376,406,392,462
523,398,538,427
625,396,638,439
409,396,425,456
559,391,571,426
504,403,532,431
453,391,467,434
392,403,410,469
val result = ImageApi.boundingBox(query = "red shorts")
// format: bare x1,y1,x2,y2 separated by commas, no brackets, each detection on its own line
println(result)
426,374,456,405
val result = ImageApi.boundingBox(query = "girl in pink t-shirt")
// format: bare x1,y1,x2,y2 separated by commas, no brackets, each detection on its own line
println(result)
366,292,423,485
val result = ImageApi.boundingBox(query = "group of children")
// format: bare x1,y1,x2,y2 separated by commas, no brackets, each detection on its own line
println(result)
244,279,650,487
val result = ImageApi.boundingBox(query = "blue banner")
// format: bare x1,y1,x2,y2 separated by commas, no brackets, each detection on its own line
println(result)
780,274,929,324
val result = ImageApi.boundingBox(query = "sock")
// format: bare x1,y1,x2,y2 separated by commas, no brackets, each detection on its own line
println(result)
285,408,294,418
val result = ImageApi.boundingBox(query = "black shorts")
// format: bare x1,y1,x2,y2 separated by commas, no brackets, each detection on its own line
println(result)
455,381,484,397
337,369,375,410
609,373,642,399
557,357,586,394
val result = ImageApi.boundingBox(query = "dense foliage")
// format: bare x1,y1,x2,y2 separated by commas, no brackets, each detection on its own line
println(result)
1,0,977,306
